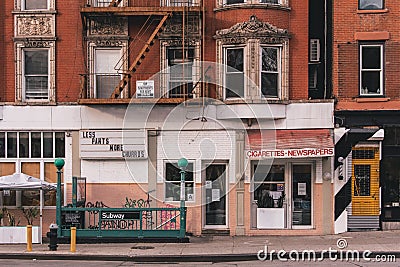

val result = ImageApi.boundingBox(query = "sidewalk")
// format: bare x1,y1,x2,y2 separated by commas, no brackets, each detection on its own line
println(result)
0,230,399,262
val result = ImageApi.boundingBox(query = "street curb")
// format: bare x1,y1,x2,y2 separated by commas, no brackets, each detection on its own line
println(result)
0,251,399,262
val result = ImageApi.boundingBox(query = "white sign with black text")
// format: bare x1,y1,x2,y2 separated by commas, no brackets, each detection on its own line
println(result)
80,130,147,159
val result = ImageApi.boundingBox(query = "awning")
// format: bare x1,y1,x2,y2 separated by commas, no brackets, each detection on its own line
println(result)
246,129,334,159
334,128,379,169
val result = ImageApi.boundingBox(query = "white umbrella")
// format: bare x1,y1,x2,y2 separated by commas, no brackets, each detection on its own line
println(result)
0,173,56,244
0,173,55,190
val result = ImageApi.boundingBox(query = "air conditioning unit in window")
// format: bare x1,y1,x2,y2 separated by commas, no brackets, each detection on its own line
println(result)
310,39,320,62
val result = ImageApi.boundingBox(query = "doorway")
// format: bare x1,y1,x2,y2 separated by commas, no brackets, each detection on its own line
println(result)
203,164,227,228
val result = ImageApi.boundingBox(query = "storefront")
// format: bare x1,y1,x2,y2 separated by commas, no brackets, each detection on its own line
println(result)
245,129,334,234
156,130,237,236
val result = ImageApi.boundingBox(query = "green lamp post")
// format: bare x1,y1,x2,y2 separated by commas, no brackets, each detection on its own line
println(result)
177,157,188,239
54,158,65,236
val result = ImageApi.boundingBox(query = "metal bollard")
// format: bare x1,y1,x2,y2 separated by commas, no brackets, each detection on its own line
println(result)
70,227,76,252
26,225,32,252
47,223,58,251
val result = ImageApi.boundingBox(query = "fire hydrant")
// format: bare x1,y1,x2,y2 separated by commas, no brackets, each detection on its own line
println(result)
47,223,58,251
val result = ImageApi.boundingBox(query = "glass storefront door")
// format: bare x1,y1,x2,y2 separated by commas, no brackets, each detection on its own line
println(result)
204,164,227,227
292,165,312,226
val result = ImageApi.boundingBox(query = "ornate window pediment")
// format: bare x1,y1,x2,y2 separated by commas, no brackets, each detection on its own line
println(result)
214,15,290,44
215,16,290,101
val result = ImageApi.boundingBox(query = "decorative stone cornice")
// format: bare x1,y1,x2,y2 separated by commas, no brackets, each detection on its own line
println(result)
214,15,290,44
89,17,128,36
16,15,54,37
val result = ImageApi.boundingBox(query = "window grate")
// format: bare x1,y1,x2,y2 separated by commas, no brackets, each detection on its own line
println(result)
352,149,375,159
354,165,370,196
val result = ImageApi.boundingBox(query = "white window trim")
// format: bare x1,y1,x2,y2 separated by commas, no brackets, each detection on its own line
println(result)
223,46,246,100
358,0,384,10
87,41,128,99
17,0,55,11
15,42,56,103
163,160,196,203
359,44,384,96
93,47,123,99
22,48,50,102
160,41,201,98
260,45,282,99
220,0,287,7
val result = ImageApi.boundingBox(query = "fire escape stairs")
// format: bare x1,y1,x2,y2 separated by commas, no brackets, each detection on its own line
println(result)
110,14,171,99
109,0,123,7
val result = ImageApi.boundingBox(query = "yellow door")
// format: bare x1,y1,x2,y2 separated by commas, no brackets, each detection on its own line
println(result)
351,147,380,216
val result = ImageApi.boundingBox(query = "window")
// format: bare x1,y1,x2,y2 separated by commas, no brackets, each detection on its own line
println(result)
0,131,65,207
165,162,194,201
225,0,280,5
94,49,122,99
0,132,65,159
24,50,49,101
308,65,318,89
359,0,383,10
360,44,383,96
354,165,371,196
261,47,280,98
167,47,194,98
253,164,285,208
24,0,48,10
225,48,244,98
310,39,320,62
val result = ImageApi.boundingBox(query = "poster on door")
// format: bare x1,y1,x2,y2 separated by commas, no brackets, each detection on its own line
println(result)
298,183,307,196
212,189,220,201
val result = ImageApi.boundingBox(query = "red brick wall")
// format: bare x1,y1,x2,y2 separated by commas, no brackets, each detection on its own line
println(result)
56,0,85,103
2,1,15,102
333,0,400,107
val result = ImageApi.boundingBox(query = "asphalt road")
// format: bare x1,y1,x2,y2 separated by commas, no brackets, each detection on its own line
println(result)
0,259,398,267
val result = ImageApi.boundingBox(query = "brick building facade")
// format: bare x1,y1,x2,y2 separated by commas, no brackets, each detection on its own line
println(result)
0,0,335,240
333,0,400,232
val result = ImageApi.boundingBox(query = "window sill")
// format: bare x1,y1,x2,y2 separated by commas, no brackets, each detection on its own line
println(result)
357,9,388,14
12,10,57,14
214,3,290,13
356,97,390,103
14,101,56,106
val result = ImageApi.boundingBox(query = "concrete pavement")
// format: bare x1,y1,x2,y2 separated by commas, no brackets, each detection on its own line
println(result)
0,230,399,262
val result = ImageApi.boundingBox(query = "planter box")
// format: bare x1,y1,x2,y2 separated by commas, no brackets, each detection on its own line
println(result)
0,226,41,244
257,208,285,229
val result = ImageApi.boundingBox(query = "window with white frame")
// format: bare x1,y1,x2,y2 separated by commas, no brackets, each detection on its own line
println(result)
360,44,383,96
165,162,194,201
359,0,383,10
94,48,122,99
23,50,49,101
23,0,49,10
225,0,280,5
261,46,281,98
253,164,285,208
225,47,245,98
0,131,65,207
167,47,195,98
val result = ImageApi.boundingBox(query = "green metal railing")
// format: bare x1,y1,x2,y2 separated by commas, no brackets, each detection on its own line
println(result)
60,206,186,239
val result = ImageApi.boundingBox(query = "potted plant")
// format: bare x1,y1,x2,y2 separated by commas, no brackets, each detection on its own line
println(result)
20,207,39,225
256,190,285,229
0,207,40,244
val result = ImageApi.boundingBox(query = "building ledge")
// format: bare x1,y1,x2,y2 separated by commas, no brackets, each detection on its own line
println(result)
214,4,290,13
77,98,189,105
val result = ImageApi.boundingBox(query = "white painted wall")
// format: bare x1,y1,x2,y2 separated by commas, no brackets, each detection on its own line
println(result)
81,160,148,183
157,130,236,184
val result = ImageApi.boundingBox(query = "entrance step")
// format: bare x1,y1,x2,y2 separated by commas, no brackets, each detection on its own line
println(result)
201,229,230,236
347,215,380,231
